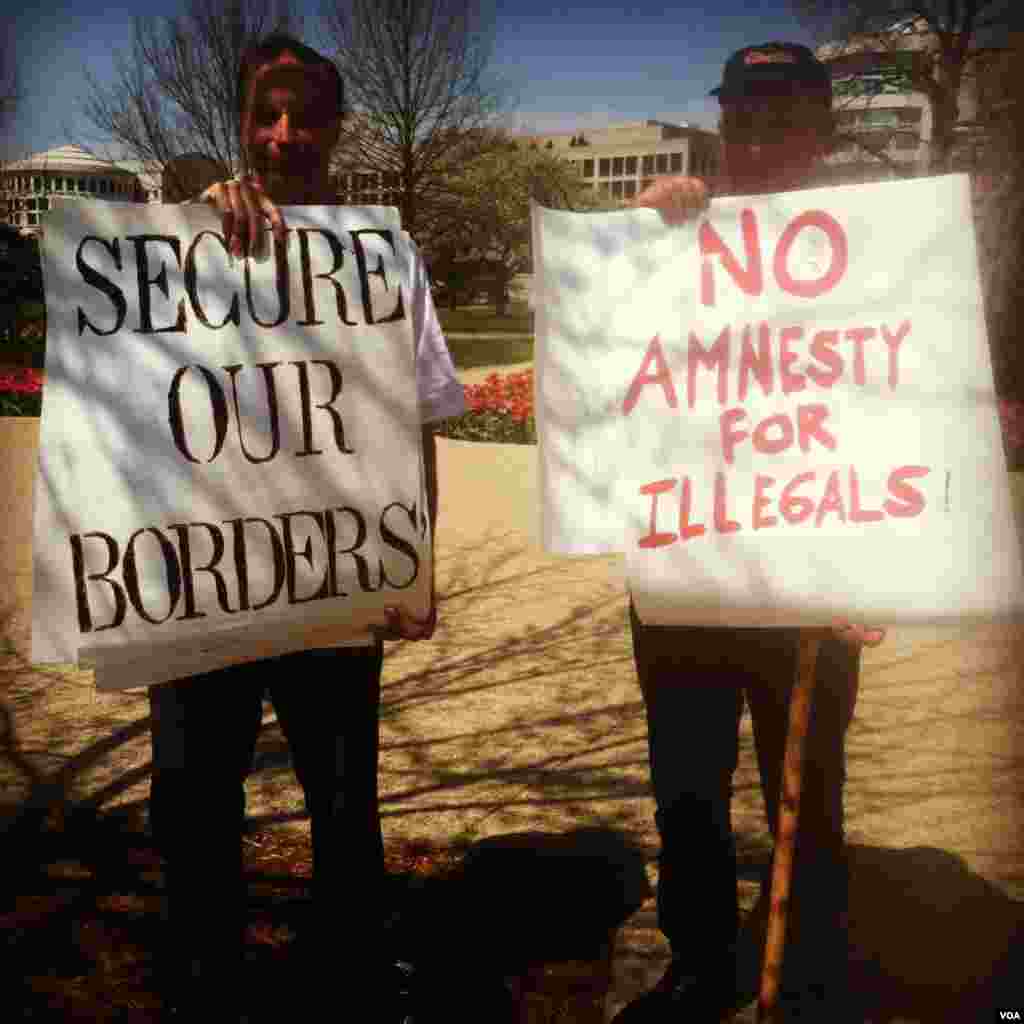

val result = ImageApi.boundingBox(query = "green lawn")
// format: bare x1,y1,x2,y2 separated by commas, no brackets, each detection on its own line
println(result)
437,300,534,370
436,300,533,335
444,333,534,371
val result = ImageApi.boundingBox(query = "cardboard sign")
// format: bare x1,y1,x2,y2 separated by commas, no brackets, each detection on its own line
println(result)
531,175,1024,626
32,201,430,688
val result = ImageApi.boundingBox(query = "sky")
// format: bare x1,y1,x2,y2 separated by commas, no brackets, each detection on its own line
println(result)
3,0,819,163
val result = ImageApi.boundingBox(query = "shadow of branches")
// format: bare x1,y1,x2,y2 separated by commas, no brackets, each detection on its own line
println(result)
3,459,1024,1019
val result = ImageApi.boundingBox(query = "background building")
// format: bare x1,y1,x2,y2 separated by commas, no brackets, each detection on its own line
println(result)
816,18,1014,187
514,119,720,203
0,147,229,236
0,144,143,235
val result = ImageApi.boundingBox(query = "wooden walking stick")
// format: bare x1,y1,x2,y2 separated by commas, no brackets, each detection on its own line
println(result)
756,627,827,1024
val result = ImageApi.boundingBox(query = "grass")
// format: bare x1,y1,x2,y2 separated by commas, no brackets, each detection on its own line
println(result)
444,333,534,371
435,300,535,371
436,300,533,335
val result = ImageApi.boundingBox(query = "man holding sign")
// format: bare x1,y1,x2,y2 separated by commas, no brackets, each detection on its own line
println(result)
611,44,885,1022
146,34,464,1019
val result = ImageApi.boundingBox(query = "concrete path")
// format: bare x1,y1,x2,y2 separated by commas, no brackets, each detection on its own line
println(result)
2,398,1023,1019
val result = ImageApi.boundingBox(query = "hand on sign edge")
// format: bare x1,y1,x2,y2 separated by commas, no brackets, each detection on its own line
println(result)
831,619,887,649
629,175,711,227
373,604,437,642
199,176,287,260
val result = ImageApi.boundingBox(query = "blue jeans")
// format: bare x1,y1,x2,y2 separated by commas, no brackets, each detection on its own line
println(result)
628,602,857,972
148,643,385,971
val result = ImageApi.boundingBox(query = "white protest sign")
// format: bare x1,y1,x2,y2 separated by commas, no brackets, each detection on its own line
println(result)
32,201,430,688
531,175,1024,626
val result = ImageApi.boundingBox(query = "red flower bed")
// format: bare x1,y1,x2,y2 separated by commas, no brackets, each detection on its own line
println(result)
0,366,43,416
439,369,536,444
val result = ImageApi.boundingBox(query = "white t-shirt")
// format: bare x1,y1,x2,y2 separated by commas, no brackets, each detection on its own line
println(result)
409,238,467,424
336,238,464,646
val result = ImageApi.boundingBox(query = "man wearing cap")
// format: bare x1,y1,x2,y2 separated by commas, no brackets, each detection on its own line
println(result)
149,33,464,1021
613,44,885,1022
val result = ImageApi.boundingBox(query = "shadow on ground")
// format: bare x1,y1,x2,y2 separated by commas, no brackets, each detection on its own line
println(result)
4,429,1024,1019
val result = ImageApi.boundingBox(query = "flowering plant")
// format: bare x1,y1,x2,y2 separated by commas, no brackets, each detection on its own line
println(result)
0,367,43,416
438,369,536,444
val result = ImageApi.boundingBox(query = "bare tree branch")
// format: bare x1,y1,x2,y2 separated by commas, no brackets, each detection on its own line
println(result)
320,0,511,240
793,0,1019,173
76,0,302,200
0,16,19,134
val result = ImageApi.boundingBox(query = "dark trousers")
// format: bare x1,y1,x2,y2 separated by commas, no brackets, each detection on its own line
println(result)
628,602,858,972
147,643,385,976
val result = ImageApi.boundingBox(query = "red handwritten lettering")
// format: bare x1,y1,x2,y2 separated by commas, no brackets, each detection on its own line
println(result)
753,475,778,529
623,334,678,415
773,210,849,299
883,465,930,518
638,479,678,548
687,327,731,409
699,209,762,307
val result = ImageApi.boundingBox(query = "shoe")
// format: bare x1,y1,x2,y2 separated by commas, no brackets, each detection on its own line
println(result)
611,957,739,1022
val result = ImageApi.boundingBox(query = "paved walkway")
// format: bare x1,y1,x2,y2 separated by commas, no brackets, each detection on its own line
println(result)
2,402,1023,1019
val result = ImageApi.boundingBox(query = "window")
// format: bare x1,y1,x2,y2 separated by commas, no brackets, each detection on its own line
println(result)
656,153,668,173
55,178,64,191
28,213,38,225
670,151,683,173
611,180,623,198
28,198,36,210
624,180,637,199
860,109,900,129
100,179,108,194
599,158,610,177
612,156,623,175
625,155,637,175
32,176,41,191
642,154,654,175
78,178,86,191
39,197,49,211
583,159,594,177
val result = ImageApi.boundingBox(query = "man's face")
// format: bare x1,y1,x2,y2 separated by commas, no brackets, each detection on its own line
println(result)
241,52,341,203
719,91,831,195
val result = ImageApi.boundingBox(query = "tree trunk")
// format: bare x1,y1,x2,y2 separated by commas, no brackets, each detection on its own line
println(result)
493,268,513,316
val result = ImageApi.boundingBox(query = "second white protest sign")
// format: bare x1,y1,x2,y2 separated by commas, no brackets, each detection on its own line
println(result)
531,175,1024,626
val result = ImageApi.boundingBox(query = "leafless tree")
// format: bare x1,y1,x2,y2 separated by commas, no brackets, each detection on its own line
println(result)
77,0,302,200
793,0,1022,173
0,17,18,136
320,0,512,241
0,17,22,220
972,41,1024,398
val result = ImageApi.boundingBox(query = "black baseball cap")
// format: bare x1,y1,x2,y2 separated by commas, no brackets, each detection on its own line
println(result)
710,42,832,101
